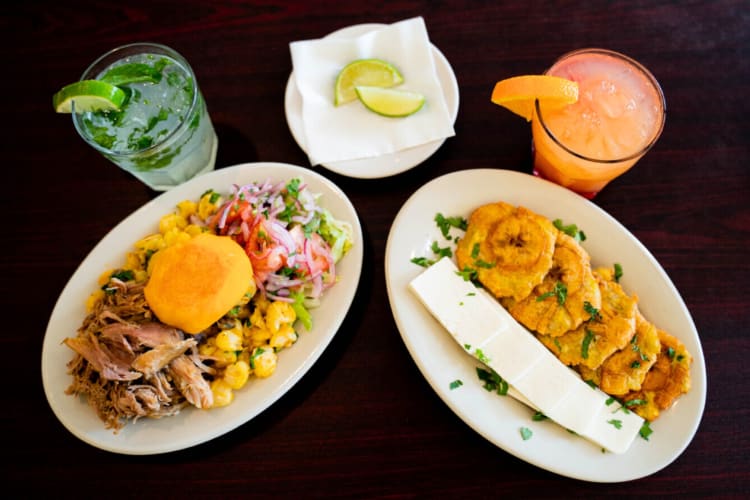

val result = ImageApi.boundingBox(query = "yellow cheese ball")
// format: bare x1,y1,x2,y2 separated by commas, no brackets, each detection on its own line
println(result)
144,233,254,334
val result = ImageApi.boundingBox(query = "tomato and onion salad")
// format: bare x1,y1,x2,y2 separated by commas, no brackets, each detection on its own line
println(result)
207,178,353,330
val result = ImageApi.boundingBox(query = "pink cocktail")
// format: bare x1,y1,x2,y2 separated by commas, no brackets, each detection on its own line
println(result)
531,48,666,198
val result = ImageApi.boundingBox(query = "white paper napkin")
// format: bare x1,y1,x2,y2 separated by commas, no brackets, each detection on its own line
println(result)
290,17,455,166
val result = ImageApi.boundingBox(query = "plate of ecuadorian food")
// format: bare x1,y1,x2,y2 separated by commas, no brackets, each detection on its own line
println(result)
384,168,705,483
42,162,363,455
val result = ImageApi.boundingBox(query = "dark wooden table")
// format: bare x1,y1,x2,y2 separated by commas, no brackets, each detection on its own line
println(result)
5,1,748,496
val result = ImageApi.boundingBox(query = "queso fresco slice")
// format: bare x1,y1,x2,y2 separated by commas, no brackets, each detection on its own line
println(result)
408,257,643,454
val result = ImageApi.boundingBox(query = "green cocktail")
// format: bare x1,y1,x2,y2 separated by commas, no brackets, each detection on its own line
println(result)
71,43,217,190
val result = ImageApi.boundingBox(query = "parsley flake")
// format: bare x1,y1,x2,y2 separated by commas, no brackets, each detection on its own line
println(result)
520,427,533,441
607,419,623,430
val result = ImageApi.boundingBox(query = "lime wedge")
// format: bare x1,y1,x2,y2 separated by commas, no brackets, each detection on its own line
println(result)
354,86,425,117
52,80,127,113
334,59,404,106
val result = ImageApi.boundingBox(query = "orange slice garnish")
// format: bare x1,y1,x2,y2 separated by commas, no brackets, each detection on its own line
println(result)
491,75,579,121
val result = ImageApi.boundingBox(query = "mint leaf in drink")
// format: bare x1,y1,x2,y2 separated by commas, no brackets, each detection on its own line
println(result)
100,63,163,86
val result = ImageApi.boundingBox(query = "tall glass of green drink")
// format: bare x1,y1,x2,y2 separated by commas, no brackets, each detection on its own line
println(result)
72,43,217,191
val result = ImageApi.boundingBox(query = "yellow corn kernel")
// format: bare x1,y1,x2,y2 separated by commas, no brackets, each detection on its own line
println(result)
210,379,234,408
216,329,243,352
135,233,165,253
214,349,238,366
97,269,114,286
248,327,271,347
184,224,204,237
162,227,191,247
270,324,298,351
223,361,251,389
251,348,277,378
133,269,148,283
86,289,105,312
124,251,143,273
198,341,217,358
198,193,220,220
159,213,188,234
266,301,296,334
255,294,271,313
249,307,266,330
177,199,198,218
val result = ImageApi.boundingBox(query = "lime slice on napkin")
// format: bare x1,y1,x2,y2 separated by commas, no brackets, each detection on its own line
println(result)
334,59,404,106
355,86,425,117
52,80,127,113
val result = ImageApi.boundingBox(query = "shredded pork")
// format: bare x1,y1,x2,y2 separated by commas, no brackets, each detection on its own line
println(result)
64,279,215,432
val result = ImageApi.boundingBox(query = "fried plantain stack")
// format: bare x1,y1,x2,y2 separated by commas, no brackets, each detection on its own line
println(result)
456,201,692,421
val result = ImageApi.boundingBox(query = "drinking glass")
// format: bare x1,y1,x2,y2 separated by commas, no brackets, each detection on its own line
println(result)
531,48,666,198
73,42,218,191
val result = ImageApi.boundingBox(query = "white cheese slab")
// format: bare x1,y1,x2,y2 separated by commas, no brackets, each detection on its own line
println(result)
408,257,643,454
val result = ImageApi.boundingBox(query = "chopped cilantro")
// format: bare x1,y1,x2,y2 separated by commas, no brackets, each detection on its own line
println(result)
286,178,301,197
435,213,467,238
532,412,548,421
475,348,491,364
411,256,434,268
520,427,533,441
583,301,602,322
431,240,453,259
471,242,480,259
456,267,478,282
581,328,595,359
110,269,135,282
613,263,623,282
449,379,463,390
624,398,647,407
639,421,653,441
607,419,623,430
553,218,586,242
537,281,567,305
476,367,508,395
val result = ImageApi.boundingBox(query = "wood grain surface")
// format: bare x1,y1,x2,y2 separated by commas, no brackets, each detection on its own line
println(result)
3,1,748,497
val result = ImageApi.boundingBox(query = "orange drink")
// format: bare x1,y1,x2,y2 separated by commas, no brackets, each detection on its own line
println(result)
531,49,665,198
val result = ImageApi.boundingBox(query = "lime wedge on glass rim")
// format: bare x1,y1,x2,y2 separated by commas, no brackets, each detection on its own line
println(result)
52,80,127,113
354,86,425,117
334,59,404,106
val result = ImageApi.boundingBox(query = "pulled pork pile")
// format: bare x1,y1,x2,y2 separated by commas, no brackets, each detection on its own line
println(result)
64,277,216,432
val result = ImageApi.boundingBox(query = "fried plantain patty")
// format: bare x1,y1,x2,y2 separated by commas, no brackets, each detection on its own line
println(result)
455,202,557,302
577,308,661,395
536,265,637,369
504,233,601,337
620,328,693,421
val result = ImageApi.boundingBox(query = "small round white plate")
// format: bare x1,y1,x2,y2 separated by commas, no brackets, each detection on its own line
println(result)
284,23,460,179
385,169,706,482
42,162,364,455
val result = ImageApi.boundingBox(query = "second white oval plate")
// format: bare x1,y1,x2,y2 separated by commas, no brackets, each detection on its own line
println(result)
385,169,706,482
42,162,364,455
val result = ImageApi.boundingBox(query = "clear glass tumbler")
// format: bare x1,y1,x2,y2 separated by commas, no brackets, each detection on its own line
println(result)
73,42,218,191
531,48,666,198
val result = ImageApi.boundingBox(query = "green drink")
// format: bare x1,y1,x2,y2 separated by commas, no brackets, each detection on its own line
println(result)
71,43,217,190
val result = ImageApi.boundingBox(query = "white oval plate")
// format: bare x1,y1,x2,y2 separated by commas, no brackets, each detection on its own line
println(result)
284,23,460,179
385,169,706,482
41,162,364,455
